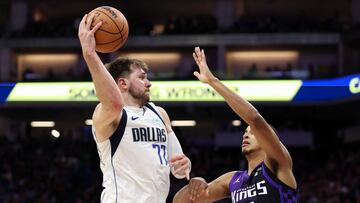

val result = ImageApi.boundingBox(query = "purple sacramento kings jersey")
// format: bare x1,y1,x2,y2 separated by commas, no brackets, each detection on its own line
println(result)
229,162,297,203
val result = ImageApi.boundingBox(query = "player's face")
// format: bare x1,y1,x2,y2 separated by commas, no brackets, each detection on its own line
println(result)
128,66,151,105
242,126,261,155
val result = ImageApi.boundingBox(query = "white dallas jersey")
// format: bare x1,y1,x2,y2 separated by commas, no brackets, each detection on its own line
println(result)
93,103,170,203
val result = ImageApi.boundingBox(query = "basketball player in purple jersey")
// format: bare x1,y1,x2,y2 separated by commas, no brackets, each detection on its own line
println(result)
173,47,297,203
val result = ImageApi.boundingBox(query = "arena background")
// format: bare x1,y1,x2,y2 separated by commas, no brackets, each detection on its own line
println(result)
0,0,360,202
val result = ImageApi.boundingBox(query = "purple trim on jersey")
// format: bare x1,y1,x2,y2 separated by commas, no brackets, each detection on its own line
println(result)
261,163,284,203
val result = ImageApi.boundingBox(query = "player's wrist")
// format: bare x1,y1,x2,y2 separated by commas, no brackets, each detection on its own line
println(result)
208,76,219,85
82,48,97,58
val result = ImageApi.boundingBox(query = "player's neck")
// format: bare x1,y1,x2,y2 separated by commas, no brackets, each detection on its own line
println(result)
246,151,265,175
124,94,145,108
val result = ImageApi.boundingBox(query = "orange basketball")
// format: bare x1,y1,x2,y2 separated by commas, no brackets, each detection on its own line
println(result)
88,6,129,53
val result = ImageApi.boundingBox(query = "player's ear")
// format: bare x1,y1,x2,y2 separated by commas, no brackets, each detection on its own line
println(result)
118,78,128,89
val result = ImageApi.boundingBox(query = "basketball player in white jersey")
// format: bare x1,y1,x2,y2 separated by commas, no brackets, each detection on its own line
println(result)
78,14,191,203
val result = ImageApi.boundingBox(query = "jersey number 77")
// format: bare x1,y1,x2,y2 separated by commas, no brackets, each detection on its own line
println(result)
152,144,168,166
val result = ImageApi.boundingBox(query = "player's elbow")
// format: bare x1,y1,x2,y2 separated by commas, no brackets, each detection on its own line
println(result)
247,109,263,126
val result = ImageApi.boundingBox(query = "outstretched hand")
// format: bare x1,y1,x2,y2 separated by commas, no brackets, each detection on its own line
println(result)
170,154,191,180
188,177,209,201
192,46,217,84
78,14,102,55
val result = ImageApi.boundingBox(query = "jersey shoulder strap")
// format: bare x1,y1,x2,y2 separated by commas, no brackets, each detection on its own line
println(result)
145,102,165,125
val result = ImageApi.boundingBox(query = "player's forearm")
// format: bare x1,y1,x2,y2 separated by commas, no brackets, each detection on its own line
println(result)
208,78,260,125
208,78,290,163
83,52,124,109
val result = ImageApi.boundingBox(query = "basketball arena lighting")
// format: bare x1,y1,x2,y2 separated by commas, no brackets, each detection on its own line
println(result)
30,121,55,127
227,51,299,59
85,119,93,126
232,120,242,126
51,129,60,138
171,120,196,127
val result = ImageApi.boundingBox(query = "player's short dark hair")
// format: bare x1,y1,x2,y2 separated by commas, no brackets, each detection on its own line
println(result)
244,123,278,135
105,57,149,81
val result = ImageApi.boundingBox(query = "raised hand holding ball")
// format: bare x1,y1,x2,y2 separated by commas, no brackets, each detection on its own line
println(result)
88,6,129,53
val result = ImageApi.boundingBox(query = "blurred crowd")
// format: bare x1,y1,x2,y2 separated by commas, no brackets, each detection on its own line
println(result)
0,127,101,203
294,146,360,203
231,14,351,33
1,12,349,83
5,13,359,38
0,126,359,203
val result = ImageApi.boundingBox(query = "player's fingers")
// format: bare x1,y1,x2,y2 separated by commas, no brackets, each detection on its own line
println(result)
193,71,200,79
173,162,189,175
169,156,184,168
195,47,202,61
205,188,210,196
193,53,206,72
169,154,185,165
195,183,203,198
188,180,196,200
197,189,206,198
78,15,87,37
79,14,87,29
201,49,207,61
90,21,102,34
169,156,178,165
194,183,202,199
186,169,190,181
170,154,185,160
193,53,200,66
202,182,209,190
194,46,200,55
86,14,95,30
189,181,199,200
201,49,206,64
178,157,189,165
195,46,201,55
196,182,208,198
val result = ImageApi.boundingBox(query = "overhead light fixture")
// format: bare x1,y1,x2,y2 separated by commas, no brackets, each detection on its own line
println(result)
228,51,299,59
232,120,242,126
30,121,55,127
85,119,93,126
51,129,60,138
171,120,196,127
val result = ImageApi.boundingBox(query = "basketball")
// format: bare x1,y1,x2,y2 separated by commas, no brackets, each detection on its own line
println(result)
88,6,129,53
